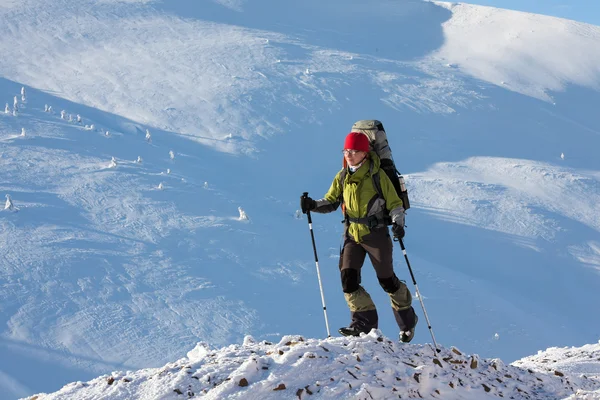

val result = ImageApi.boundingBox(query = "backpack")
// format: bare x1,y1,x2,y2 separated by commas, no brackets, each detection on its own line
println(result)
340,120,410,226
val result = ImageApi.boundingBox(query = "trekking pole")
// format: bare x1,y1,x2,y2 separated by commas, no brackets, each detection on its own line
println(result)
395,237,440,353
302,192,331,338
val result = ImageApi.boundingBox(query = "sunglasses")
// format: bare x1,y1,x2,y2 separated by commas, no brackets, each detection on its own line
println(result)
342,149,364,155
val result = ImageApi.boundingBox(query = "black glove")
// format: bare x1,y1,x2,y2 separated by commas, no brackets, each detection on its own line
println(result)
392,223,405,239
300,195,316,214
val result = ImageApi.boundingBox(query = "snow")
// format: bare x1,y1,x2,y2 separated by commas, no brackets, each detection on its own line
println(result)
432,2,600,101
27,333,600,399
409,157,600,240
1,0,600,398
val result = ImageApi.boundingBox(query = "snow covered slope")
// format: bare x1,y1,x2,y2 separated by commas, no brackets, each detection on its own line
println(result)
1,0,600,397
26,332,600,400
432,2,600,102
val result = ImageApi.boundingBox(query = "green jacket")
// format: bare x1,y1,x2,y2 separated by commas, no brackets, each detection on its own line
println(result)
313,152,404,243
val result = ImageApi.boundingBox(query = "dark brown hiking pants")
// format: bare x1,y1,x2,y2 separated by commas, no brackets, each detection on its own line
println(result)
340,226,417,332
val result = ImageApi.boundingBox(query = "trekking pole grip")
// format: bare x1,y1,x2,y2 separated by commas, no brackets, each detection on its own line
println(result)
302,192,313,223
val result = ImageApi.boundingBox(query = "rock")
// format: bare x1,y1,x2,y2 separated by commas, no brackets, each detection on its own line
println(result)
470,356,478,369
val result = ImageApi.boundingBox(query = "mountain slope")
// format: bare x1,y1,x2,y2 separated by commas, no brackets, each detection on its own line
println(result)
1,0,600,397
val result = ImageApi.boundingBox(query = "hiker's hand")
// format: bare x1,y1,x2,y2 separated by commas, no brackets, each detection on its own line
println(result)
392,223,405,239
300,195,316,214
391,208,405,228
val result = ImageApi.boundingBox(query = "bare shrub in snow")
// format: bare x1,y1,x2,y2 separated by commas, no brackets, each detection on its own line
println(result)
145,129,152,143
76,114,82,124
109,157,117,168
238,207,249,221
136,156,142,163
169,150,175,160
157,182,164,190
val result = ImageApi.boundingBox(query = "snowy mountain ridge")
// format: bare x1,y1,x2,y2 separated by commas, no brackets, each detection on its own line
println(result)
25,333,600,399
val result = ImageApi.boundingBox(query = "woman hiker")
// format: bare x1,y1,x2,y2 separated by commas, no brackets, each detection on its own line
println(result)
300,132,418,342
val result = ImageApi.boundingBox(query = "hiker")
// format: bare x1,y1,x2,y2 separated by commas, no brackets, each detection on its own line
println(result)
300,132,418,342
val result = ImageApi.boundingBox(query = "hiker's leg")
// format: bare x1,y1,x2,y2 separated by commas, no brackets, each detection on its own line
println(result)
386,278,417,332
363,227,416,331
340,235,378,332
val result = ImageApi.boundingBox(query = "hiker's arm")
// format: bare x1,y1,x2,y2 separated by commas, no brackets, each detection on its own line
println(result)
380,172,405,225
312,171,343,213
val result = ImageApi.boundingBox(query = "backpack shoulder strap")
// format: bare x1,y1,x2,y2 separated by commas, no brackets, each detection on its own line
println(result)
367,160,384,200
338,169,347,202
372,171,383,199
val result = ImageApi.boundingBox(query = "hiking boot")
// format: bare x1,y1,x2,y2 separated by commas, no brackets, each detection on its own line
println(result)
338,326,366,337
399,315,418,343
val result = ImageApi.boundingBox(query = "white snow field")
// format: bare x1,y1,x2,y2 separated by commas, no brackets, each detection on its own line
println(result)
0,0,599,398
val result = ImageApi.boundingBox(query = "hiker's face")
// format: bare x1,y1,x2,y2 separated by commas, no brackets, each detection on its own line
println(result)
344,150,367,167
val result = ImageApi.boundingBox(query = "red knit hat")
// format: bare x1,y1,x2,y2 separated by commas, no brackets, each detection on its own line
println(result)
344,132,370,152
